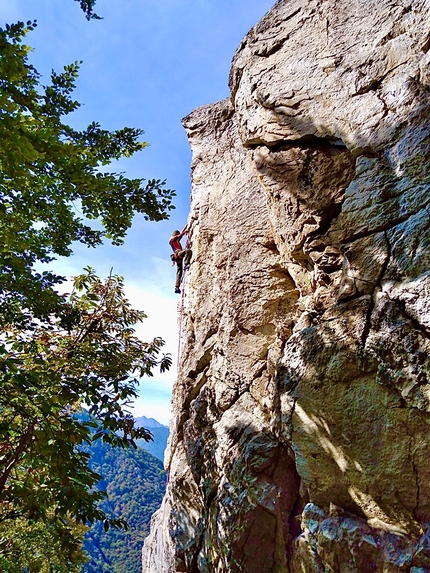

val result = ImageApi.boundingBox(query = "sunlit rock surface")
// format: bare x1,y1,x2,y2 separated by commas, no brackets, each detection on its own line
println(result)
142,0,430,571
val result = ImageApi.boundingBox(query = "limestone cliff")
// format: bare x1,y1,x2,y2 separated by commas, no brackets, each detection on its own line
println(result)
142,0,430,571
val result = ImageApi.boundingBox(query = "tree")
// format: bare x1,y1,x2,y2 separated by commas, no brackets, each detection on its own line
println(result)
0,17,174,570
0,267,171,523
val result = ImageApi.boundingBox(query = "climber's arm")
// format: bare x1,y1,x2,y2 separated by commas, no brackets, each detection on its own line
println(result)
178,225,188,239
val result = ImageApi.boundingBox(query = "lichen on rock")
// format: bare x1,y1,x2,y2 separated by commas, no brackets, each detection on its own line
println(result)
142,1,430,571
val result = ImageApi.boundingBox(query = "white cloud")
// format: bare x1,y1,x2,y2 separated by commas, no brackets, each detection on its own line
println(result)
123,283,179,376
123,283,179,426
36,256,180,426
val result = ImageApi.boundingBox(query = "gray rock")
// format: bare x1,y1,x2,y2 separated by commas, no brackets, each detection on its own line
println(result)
142,0,430,571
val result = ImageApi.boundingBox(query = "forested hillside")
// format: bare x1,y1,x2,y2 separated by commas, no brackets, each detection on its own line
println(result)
83,440,166,573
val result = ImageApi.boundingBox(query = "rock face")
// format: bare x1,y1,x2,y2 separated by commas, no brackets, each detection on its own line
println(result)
142,1,430,571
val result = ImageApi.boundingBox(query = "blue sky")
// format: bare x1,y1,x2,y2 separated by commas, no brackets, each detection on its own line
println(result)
1,0,275,424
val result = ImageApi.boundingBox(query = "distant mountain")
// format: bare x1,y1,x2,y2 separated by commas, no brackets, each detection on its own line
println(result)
135,416,169,462
134,415,166,428
82,440,166,573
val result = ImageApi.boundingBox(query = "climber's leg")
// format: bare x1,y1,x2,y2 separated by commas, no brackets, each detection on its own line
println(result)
175,257,183,291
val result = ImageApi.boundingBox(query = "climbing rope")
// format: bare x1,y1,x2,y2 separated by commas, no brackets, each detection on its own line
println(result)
176,267,187,367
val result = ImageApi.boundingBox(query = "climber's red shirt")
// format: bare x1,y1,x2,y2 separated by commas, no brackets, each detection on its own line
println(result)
169,235,183,252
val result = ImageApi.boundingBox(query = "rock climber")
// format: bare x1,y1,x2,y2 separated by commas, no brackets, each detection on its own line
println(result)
169,226,192,294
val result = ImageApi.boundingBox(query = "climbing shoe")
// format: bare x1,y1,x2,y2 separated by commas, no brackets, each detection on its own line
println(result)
175,288,181,294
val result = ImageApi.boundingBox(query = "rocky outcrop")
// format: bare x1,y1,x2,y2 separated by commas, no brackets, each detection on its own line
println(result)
142,0,430,571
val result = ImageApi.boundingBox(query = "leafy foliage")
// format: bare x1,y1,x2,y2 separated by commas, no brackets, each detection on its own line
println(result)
0,515,87,573
82,440,166,573
76,0,101,20
0,268,171,527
